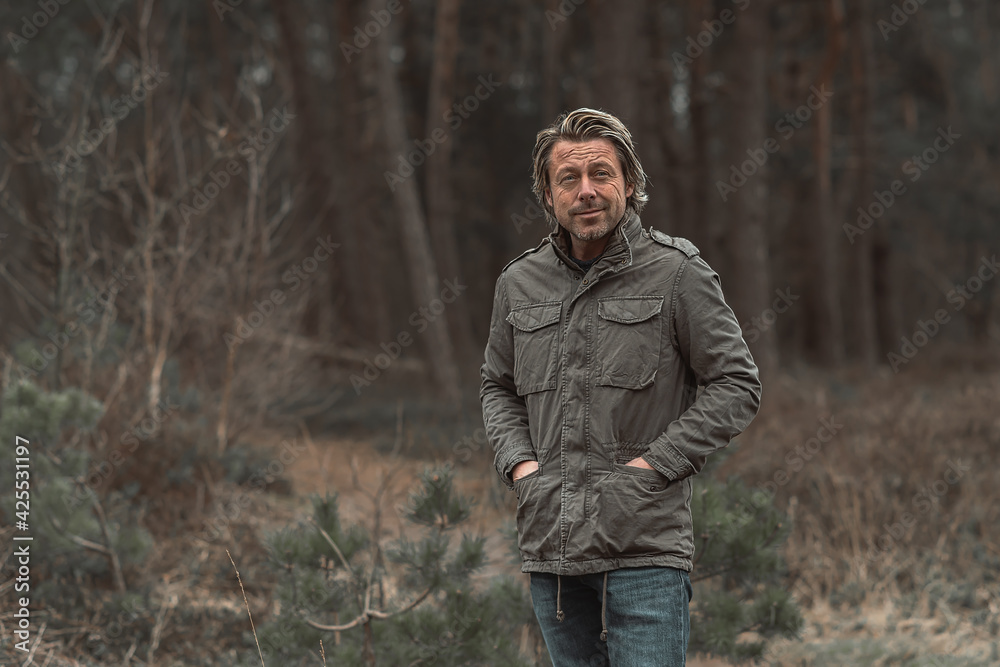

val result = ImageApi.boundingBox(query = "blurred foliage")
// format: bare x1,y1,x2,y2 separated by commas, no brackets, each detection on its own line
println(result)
256,466,533,666
0,379,153,604
689,446,803,663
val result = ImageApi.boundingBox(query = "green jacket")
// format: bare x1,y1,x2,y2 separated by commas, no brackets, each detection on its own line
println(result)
480,212,761,575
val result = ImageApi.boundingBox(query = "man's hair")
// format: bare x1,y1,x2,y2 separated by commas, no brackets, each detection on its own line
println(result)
531,108,649,227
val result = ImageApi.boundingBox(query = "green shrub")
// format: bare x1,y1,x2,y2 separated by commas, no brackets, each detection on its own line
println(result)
254,466,533,666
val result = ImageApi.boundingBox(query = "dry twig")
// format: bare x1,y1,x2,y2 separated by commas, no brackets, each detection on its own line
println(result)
227,549,266,667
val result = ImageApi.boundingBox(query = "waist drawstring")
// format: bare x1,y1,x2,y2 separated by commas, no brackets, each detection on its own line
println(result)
552,572,607,641
555,574,565,622
600,571,608,642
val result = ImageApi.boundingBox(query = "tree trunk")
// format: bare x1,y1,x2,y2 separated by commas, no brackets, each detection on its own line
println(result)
370,0,461,403
425,0,475,361
724,0,778,375
687,0,714,256
636,0,670,237
271,0,343,336
846,0,879,366
204,0,236,103
335,1,390,343
541,0,564,122
589,0,641,124
808,0,846,365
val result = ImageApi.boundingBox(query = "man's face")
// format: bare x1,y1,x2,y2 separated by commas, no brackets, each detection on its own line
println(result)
544,138,634,249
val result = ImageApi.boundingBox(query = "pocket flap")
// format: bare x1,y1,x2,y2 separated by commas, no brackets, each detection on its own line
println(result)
507,302,561,332
598,296,663,324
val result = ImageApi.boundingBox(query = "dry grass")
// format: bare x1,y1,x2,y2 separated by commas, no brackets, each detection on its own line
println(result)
724,350,1000,616
5,350,998,665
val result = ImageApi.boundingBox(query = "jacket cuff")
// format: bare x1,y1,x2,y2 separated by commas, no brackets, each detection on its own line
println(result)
647,437,695,482
495,443,536,489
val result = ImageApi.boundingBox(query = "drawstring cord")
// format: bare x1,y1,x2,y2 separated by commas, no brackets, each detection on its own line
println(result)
555,574,565,622
600,571,608,641
552,572,607,641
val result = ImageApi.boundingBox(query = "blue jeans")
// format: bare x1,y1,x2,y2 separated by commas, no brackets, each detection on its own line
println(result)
530,567,692,667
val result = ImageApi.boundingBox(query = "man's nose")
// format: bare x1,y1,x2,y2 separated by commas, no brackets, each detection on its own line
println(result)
578,176,597,200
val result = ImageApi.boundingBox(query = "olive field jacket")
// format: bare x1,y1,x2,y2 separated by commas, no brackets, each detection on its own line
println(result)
480,212,761,575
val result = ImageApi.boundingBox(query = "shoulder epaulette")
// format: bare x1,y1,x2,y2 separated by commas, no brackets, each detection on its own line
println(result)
501,237,550,272
649,228,700,258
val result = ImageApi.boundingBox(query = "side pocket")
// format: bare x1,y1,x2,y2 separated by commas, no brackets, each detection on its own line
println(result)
514,470,557,560
512,467,540,498
507,301,561,396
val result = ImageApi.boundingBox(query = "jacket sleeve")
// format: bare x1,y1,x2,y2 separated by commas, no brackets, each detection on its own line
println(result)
644,256,762,482
480,272,537,489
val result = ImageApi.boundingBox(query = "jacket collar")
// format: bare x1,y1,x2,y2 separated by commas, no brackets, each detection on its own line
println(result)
549,211,640,274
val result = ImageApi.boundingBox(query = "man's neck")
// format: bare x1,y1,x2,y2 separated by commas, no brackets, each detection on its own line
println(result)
569,236,611,262
570,253,601,272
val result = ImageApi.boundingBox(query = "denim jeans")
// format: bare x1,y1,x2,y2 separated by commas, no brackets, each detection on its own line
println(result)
529,566,692,667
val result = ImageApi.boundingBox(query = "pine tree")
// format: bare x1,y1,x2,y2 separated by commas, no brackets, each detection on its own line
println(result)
688,455,804,663
256,465,534,666
0,380,153,601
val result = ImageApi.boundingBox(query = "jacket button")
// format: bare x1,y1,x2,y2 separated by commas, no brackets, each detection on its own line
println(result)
649,485,656,491
582,279,589,285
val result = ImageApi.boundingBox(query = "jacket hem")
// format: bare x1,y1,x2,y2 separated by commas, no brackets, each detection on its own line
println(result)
520,554,692,575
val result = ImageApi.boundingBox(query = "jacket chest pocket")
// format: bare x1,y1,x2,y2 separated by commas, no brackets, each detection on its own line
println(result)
507,301,562,396
595,296,663,390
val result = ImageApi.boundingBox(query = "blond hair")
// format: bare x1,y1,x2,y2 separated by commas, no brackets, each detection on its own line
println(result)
531,108,649,227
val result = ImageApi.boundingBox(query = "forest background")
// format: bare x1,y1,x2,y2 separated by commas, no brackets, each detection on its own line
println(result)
1,0,998,665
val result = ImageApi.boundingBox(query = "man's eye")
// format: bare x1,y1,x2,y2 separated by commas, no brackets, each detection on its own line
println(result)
562,175,575,183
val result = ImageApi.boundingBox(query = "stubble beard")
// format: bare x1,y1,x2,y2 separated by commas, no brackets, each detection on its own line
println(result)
559,210,615,243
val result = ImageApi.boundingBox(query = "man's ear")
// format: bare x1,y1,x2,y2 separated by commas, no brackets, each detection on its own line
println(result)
544,188,552,208
625,183,634,198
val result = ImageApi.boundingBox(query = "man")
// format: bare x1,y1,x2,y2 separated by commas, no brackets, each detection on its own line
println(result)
480,108,761,666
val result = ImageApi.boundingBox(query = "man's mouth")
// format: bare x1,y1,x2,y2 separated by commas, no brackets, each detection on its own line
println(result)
574,208,604,217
